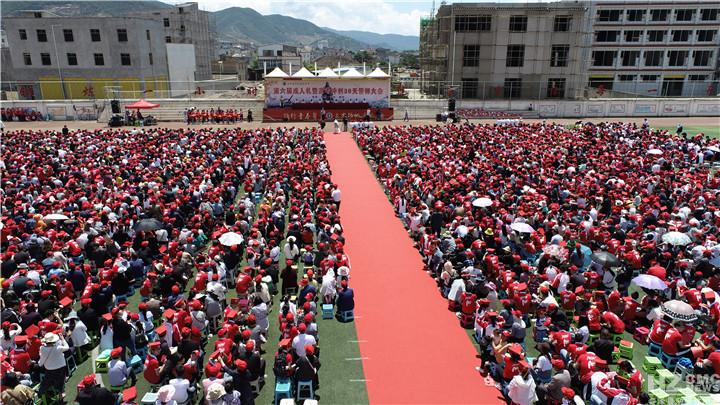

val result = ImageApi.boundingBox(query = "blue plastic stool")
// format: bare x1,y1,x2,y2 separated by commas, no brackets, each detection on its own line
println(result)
660,352,679,370
296,380,314,401
129,354,143,374
649,342,662,358
340,309,354,322
115,295,128,305
274,378,293,405
321,304,334,319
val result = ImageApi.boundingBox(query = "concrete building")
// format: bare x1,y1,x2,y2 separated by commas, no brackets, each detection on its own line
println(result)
420,2,592,100
589,1,720,97
258,44,303,74
137,2,214,80
2,11,170,100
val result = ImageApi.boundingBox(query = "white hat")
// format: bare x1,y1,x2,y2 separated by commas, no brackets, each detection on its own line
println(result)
157,385,176,402
41,332,59,344
206,382,226,401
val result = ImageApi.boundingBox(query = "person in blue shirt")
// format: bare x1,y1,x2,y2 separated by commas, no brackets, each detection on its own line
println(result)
335,279,354,314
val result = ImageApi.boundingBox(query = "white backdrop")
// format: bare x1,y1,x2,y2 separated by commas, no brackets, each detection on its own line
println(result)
265,78,390,108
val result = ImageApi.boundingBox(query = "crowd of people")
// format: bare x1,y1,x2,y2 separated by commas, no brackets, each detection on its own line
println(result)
356,121,720,404
0,125,354,404
185,108,249,125
1,107,44,122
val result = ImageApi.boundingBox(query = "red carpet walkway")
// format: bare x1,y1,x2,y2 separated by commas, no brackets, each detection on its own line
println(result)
325,132,502,404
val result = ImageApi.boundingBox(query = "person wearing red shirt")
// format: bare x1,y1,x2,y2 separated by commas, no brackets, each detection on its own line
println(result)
622,296,639,324
607,290,622,314
662,324,691,356
559,289,576,311
577,351,598,385
513,292,531,314
235,272,252,296
460,291,477,315
550,328,572,355
648,318,671,345
602,311,625,334
143,342,164,385
683,288,703,309
9,336,32,374
587,305,602,333
696,340,720,376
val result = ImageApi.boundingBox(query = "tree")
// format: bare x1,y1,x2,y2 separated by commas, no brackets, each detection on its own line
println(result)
400,53,419,68
353,50,374,64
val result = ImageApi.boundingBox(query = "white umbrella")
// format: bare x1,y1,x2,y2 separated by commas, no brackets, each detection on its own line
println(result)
511,222,535,233
707,146,720,153
662,231,692,246
661,299,697,322
472,197,493,208
218,232,244,246
43,213,69,221
647,149,663,155
631,274,668,290
455,225,469,238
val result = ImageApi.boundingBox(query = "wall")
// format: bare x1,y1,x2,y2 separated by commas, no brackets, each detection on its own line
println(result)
166,44,196,97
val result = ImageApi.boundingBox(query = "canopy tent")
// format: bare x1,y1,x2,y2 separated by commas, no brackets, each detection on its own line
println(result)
292,67,316,78
265,67,289,78
125,99,159,109
342,67,365,78
366,67,390,78
317,67,339,78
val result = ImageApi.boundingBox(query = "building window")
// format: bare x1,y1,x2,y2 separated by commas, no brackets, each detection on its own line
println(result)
621,51,640,66
650,9,669,22
178,7,184,14
63,29,73,42
671,30,691,42
595,31,619,42
117,29,128,42
626,10,646,21
94,53,105,66
40,53,51,65
618,75,635,82
462,78,478,98
508,16,527,32
667,50,688,66
454,15,492,32
506,45,524,67
553,15,571,32
701,9,719,21
90,29,101,42
165,36,172,43
597,10,621,22
644,51,664,66
180,25,186,33
592,50,616,66
675,9,695,21
149,52,154,65
641,75,658,82
462,45,480,67
693,50,712,66
120,53,131,66
23,53,32,65
67,53,77,65
19,29,27,40
689,75,707,81
146,30,151,40
624,30,642,42
163,17,170,27
647,30,665,42
697,30,716,42
36,29,47,42
547,78,565,98
550,45,569,67
504,78,521,98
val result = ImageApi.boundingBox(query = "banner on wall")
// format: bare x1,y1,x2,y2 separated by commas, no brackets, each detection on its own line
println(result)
265,79,390,108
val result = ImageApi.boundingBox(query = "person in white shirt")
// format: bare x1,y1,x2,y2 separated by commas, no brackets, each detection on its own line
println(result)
107,347,135,387
292,325,317,358
168,364,192,403
38,332,70,394
331,186,342,209
65,316,91,351
283,236,300,262
507,362,538,405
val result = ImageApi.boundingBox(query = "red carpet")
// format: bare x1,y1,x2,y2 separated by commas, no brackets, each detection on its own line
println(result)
325,132,502,404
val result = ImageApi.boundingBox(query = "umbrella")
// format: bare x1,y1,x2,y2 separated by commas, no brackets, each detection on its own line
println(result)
542,244,568,261
43,213,69,221
472,197,493,208
590,251,621,267
510,222,535,233
662,231,692,246
661,300,697,322
631,274,668,290
706,146,720,153
133,218,164,231
647,149,663,155
219,232,244,246
578,244,593,269
125,99,159,109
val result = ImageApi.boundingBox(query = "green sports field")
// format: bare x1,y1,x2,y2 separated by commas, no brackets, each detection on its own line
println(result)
656,125,720,138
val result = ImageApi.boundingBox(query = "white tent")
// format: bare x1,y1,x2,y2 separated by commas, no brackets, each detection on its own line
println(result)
292,67,315,78
366,67,390,78
317,67,339,78
341,67,365,78
265,67,289,78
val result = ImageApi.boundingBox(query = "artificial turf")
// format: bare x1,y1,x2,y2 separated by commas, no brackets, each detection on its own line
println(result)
655,125,720,139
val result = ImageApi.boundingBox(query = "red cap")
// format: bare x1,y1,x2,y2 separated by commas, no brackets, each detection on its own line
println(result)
82,374,96,386
561,387,575,399
551,358,565,369
245,340,255,351
148,341,161,350
111,347,122,358
14,335,28,345
298,323,307,333
305,345,315,355
234,359,247,371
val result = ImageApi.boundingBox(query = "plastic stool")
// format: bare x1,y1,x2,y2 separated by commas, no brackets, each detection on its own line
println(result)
619,340,634,360
660,352,679,370
588,332,599,345
612,333,623,346
115,294,128,305
460,313,474,329
296,380,314,401
274,378,293,405
95,349,111,373
279,400,296,405
340,309,354,322
65,352,77,376
321,304,334,319
141,392,158,405
250,378,261,395
643,355,662,376
674,361,693,382
649,388,670,405
110,384,126,393
672,387,698,404
655,368,674,387
648,342,662,358
129,354,143,374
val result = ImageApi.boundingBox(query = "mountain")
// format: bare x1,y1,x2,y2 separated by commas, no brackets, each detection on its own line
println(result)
324,28,418,51
1,0,171,17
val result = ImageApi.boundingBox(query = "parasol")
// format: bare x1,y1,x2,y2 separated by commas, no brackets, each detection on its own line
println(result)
43,213,69,221
510,222,535,233
661,299,697,322
647,149,663,155
542,244,568,261
661,231,692,246
472,197,493,208
591,251,622,267
133,218,164,231
125,99,159,109
631,274,668,290
219,232,244,246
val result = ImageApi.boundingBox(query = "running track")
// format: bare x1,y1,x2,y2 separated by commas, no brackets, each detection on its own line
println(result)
325,132,502,404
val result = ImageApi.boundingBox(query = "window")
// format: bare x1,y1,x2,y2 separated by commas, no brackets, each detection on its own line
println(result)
178,7,184,14
36,29,47,42
553,15,571,32
550,45,569,67
117,29,128,42
701,9,719,21
94,53,105,66
180,25,186,33
675,9,695,21
121,53,131,66
461,78,478,99
23,53,32,65
595,30,619,42
618,75,635,82
621,50,640,66
624,30,642,42
597,10,621,22
509,16,527,32
67,53,77,65
671,30,691,42
90,29,101,42
647,30,665,42
40,53,51,66
689,75,707,81
592,50,616,66
644,51,664,66
650,10,669,22
149,52,154,65
641,75,658,82
504,78,521,98
455,15,492,31
506,45,524,67
146,30,151,41
63,29,73,42
165,36,172,43
163,17,170,27
697,30,716,42
667,50,688,66
547,78,565,98
33,12,41,18
19,29,27,40
463,45,480,67
693,50,712,66
626,10,646,21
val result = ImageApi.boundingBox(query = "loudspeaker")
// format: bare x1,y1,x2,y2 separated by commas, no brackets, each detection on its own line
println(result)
436,113,443,122
111,99,120,114
448,98,456,112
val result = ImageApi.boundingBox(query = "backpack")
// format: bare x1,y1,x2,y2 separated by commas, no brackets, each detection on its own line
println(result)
273,351,290,378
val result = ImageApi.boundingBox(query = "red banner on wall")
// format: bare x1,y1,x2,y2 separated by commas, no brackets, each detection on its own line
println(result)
263,107,394,122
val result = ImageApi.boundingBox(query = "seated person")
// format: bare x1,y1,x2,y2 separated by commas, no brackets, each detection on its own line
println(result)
335,279,354,315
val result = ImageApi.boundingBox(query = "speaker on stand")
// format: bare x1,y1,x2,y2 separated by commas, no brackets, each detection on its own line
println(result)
111,99,120,114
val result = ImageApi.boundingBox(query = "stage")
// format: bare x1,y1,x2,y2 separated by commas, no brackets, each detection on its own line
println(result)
263,107,394,122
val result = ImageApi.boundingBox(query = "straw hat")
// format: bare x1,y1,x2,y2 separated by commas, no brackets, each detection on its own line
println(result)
41,332,59,344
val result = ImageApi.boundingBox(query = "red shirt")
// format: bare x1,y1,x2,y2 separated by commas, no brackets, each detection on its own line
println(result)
503,356,521,381
708,351,720,374
513,293,531,313
577,352,598,384
602,311,625,334
607,290,621,312
649,319,671,345
588,307,602,332
460,292,477,315
551,331,572,353
236,273,252,294
9,349,31,374
684,289,703,309
623,298,639,322
627,369,643,397
661,327,683,355
143,354,162,384
560,290,576,310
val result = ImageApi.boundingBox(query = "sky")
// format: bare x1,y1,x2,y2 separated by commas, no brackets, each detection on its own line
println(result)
191,0,551,36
